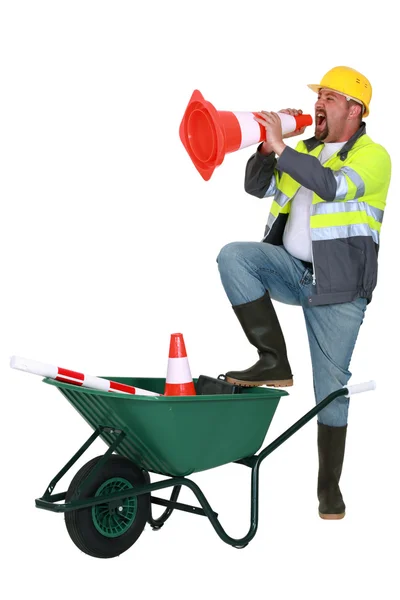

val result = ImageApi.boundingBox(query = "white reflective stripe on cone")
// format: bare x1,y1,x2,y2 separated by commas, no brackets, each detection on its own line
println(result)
233,112,263,149
166,357,193,383
278,113,296,135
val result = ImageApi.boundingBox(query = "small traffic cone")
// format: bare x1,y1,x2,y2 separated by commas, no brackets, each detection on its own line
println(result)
164,333,196,396
179,89,313,181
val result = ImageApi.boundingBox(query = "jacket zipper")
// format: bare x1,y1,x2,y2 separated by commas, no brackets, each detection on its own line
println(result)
310,204,316,285
310,242,317,285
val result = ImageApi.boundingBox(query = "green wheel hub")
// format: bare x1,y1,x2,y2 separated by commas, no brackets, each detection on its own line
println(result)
92,477,137,538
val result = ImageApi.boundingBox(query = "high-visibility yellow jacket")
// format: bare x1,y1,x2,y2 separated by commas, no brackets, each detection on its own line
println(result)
244,124,391,305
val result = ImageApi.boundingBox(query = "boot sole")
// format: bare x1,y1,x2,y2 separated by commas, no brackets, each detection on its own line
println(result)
225,376,293,388
319,512,345,520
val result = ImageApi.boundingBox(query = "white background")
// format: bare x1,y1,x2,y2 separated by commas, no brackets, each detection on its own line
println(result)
1,1,399,598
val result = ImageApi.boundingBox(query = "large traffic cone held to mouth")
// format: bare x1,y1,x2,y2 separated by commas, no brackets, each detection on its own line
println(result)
179,89,313,181
164,333,196,396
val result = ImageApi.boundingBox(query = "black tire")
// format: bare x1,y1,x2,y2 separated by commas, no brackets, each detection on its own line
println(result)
64,455,150,558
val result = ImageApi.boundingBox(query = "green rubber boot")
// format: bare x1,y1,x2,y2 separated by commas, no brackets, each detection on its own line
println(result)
317,423,347,520
225,292,293,387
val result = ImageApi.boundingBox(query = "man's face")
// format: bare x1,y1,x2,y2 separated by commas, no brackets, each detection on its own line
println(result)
314,89,354,142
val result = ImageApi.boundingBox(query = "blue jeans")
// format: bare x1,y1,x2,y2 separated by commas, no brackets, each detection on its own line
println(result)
217,241,367,427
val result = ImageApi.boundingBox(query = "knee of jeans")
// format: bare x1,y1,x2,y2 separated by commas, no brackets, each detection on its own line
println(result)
317,398,349,427
216,242,243,272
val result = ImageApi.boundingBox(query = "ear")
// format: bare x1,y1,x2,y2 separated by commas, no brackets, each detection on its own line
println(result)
348,103,362,120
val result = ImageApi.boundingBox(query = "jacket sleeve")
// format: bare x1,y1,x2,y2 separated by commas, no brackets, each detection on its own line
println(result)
277,144,391,202
244,144,278,198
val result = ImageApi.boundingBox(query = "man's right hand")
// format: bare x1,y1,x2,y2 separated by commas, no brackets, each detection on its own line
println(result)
258,108,306,155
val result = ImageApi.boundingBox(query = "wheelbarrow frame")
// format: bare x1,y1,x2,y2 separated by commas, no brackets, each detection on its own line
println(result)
35,387,347,549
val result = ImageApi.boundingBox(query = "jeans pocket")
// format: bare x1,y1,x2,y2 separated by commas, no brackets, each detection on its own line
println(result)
300,268,313,286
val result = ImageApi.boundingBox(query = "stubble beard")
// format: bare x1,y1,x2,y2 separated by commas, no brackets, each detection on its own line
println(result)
315,124,329,141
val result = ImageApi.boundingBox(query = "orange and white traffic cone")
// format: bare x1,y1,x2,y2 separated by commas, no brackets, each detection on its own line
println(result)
164,333,196,396
179,89,313,180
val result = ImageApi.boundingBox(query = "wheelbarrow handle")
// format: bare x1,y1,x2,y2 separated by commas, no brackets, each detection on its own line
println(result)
344,380,376,397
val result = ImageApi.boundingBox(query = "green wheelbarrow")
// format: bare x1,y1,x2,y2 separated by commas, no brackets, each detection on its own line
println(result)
35,376,375,558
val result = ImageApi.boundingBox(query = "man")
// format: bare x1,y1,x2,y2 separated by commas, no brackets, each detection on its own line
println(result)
217,66,391,519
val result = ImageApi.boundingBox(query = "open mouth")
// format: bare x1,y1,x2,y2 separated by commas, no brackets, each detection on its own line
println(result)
316,112,327,129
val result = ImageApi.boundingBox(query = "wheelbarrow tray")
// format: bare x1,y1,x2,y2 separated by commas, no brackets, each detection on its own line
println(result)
44,377,288,477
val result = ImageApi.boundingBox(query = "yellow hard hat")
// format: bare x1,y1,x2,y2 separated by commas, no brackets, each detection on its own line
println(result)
308,66,372,117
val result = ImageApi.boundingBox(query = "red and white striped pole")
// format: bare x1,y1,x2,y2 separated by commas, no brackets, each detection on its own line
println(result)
179,89,313,180
10,356,160,396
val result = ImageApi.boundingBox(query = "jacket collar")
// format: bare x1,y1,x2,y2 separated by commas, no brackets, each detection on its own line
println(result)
303,122,367,160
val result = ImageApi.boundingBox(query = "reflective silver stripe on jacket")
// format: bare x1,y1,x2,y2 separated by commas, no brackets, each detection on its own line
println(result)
311,201,384,223
261,212,278,241
266,212,277,230
333,167,365,200
261,228,270,241
273,189,290,207
263,176,278,198
311,223,379,244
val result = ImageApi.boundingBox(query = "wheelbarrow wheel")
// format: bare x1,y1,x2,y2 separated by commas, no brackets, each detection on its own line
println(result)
65,455,150,558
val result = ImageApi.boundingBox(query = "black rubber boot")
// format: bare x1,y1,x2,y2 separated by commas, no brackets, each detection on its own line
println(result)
225,292,293,387
317,423,347,520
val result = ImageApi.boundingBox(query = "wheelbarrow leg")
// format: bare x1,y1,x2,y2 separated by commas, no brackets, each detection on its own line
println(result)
148,485,182,530
142,470,182,529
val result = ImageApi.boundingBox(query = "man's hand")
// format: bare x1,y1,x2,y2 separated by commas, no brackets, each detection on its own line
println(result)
254,111,285,155
255,108,306,156
278,108,307,138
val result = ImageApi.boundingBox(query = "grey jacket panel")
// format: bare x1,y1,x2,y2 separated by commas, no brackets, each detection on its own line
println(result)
305,289,361,306
277,146,337,200
244,146,277,198
309,236,378,306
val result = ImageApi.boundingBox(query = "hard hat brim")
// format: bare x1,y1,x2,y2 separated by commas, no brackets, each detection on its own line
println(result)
307,84,321,93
